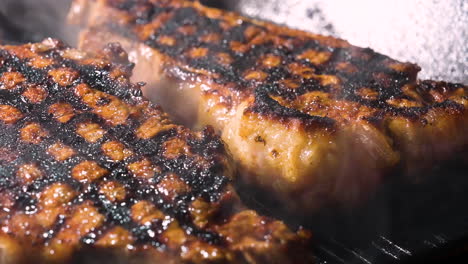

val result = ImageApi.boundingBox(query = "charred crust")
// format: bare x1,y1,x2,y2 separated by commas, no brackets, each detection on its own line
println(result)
0,41,235,253
249,85,336,130
95,0,466,125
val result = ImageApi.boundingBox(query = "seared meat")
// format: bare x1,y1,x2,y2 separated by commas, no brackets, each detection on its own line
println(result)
70,0,468,212
0,39,312,264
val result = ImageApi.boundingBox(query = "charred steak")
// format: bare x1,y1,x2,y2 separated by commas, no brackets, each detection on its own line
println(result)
70,0,468,212
0,39,312,264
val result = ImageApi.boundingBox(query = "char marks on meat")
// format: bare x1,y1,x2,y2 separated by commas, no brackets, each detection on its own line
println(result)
0,39,312,264
70,0,468,212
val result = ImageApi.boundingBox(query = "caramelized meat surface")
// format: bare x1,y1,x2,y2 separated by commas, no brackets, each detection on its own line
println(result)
0,40,312,264
70,0,468,212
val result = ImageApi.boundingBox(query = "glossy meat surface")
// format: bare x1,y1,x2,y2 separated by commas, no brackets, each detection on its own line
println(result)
71,0,468,212
0,39,312,264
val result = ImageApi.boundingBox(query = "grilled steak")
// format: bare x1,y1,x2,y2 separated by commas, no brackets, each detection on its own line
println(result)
70,0,468,212
0,39,312,264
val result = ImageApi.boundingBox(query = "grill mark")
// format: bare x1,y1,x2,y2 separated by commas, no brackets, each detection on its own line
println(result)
249,85,336,129
0,43,232,249
96,0,467,125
